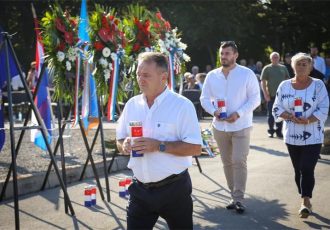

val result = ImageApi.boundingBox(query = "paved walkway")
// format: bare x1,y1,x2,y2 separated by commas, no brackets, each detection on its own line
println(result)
0,116,330,229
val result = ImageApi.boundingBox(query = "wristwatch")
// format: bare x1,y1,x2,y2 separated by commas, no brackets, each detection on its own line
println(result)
159,141,166,152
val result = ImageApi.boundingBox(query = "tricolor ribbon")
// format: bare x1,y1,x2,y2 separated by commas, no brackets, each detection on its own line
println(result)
107,49,124,121
72,53,81,127
81,58,90,130
168,50,176,91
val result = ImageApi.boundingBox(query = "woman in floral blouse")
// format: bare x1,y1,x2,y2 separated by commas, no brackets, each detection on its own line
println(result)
272,52,329,218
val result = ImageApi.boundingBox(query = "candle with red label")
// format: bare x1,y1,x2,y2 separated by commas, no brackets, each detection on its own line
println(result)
294,97,303,118
129,121,144,157
217,99,227,119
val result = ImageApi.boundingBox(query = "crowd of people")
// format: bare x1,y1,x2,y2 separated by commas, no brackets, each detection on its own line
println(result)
115,43,329,229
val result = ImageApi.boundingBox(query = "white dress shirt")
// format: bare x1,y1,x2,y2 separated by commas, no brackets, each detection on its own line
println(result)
116,87,202,183
200,65,261,132
272,78,329,145
313,56,326,75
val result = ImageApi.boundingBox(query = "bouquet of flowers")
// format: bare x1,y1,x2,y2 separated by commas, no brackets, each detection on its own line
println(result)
89,5,126,98
123,4,155,55
154,11,190,70
120,4,158,96
42,3,80,103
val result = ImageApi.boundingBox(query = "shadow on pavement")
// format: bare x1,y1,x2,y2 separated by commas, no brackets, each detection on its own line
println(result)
191,172,294,230
304,212,330,229
193,196,295,230
318,157,330,165
4,203,66,229
250,145,288,157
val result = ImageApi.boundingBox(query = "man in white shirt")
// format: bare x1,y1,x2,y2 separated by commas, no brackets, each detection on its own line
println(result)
310,46,326,75
200,41,260,214
116,52,202,230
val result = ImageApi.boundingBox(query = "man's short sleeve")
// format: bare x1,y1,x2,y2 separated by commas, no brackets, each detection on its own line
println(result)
177,100,203,145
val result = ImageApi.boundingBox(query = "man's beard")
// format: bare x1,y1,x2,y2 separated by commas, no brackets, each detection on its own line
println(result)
222,59,234,67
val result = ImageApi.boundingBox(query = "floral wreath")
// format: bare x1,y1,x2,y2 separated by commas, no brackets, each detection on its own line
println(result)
89,5,126,98
154,11,190,75
119,4,159,96
42,4,80,103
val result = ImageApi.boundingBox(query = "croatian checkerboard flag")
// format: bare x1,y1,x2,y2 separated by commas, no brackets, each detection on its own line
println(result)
30,5,52,151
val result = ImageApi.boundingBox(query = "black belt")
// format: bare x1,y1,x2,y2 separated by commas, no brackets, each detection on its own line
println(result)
135,169,188,189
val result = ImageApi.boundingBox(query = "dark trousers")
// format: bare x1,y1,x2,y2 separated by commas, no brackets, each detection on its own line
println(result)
127,171,193,230
267,99,282,134
286,144,321,198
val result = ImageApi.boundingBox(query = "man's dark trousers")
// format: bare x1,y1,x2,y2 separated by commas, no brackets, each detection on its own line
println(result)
127,170,193,230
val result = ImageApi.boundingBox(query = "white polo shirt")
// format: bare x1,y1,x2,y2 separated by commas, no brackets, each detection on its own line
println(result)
116,87,202,183
200,65,261,132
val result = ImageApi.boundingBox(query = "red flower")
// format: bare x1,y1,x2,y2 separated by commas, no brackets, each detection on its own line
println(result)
57,41,66,51
101,15,109,29
70,19,77,27
94,41,105,51
98,28,109,42
154,22,160,29
156,12,163,20
132,43,140,52
164,21,171,30
64,31,74,45
55,18,66,33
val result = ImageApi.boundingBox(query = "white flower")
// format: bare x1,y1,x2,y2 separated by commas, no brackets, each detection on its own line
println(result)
99,58,108,68
111,52,117,61
56,51,65,62
66,61,72,71
102,47,111,58
108,63,113,71
67,47,77,62
104,69,111,80
179,42,187,50
183,53,191,62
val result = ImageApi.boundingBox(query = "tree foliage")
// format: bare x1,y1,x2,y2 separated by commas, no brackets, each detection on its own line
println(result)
1,0,330,73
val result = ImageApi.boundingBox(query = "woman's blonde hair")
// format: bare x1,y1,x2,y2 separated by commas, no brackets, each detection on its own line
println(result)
291,52,312,69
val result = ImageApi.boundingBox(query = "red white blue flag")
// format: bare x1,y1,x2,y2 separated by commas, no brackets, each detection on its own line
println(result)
30,4,53,150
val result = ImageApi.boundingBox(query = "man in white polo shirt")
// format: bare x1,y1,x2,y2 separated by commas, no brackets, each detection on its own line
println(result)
200,41,260,214
116,52,202,230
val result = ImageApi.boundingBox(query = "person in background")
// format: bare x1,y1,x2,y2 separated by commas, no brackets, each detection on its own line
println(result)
284,53,295,78
325,57,330,81
184,74,200,90
26,61,37,91
200,41,260,214
310,46,326,75
239,58,247,67
254,61,263,77
116,52,202,230
272,52,329,219
191,65,199,78
247,58,256,72
196,73,206,89
254,61,266,112
310,62,325,81
205,64,212,73
325,57,330,99
261,52,290,138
